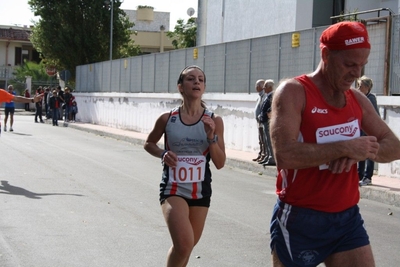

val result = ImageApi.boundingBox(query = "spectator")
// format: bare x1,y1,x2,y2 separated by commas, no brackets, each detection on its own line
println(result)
258,79,275,166
3,85,16,132
24,88,31,111
357,75,380,186
63,87,74,122
71,100,78,122
56,86,64,120
0,87,42,134
253,79,267,162
34,87,44,123
44,87,50,118
49,89,61,126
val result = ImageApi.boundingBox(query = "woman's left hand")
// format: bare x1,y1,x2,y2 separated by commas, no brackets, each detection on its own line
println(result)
201,116,215,138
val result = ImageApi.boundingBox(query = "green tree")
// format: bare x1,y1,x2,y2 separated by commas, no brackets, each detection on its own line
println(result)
12,61,49,82
9,61,52,95
167,17,197,49
28,0,141,80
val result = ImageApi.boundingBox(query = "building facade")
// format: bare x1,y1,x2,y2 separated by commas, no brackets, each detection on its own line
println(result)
196,0,399,46
125,7,174,54
0,25,40,88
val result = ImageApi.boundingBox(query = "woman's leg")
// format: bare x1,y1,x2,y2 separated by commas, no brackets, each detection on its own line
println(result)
162,197,208,267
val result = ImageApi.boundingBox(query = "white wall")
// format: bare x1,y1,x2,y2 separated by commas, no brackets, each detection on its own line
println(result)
0,42,16,66
201,0,313,45
198,0,399,46
74,93,400,179
74,92,260,153
377,96,400,177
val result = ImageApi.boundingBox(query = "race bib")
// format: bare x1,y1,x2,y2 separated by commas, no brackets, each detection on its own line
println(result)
169,155,206,183
316,120,360,170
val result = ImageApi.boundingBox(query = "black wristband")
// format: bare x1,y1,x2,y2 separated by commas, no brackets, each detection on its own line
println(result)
161,150,168,165
31,98,34,103
161,150,168,160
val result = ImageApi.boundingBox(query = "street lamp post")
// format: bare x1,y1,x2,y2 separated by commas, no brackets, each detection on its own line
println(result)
105,0,123,92
109,0,113,61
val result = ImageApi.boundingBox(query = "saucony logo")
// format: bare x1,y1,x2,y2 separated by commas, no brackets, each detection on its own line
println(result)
318,125,358,138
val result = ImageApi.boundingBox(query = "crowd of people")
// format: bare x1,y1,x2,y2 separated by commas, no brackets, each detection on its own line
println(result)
1,85,78,130
42,85,78,124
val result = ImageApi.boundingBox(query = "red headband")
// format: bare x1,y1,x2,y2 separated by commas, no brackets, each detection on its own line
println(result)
320,21,370,50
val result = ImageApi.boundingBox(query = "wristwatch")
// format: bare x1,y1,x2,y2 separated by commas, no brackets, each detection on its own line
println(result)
207,134,218,144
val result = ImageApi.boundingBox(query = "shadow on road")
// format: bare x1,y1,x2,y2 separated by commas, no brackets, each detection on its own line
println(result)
0,180,84,199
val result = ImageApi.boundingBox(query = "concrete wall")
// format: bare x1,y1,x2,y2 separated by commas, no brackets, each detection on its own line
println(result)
0,42,16,66
200,0,314,46
197,0,399,46
377,96,400,178
73,93,400,179
74,92,259,153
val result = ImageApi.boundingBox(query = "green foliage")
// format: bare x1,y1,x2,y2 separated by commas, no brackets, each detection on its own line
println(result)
28,0,141,81
9,61,52,95
137,5,154,9
167,17,197,49
12,61,49,82
337,8,359,22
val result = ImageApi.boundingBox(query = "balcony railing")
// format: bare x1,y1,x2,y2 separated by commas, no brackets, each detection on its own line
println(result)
0,66,16,81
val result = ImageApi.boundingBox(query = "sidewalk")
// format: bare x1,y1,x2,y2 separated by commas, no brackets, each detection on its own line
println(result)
64,121,400,207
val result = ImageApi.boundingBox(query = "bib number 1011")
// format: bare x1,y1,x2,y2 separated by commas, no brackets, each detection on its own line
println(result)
169,155,206,183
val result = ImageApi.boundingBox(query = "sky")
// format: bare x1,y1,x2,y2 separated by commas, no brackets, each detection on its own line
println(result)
0,0,198,29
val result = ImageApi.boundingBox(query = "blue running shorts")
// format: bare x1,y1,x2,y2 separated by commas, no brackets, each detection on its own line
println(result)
270,199,370,267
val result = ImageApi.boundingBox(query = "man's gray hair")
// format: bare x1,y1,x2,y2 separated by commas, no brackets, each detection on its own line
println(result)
264,79,275,89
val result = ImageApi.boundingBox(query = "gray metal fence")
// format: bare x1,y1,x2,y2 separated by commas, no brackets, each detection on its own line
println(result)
76,18,393,96
390,14,400,95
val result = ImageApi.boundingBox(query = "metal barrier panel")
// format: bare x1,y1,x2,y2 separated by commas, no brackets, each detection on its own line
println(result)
364,22,387,96
94,62,103,93
75,21,390,95
130,57,142,93
120,58,131,93
204,43,226,93
225,40,251,93
168,49,186,92
390,15,400,95
85,65,93,92
249,35,280,91
279,30,315,80
76,65,84,91
186,47,205,71
102,61,111,92
141,54,156,93
111,60,121,92
154,53,170,93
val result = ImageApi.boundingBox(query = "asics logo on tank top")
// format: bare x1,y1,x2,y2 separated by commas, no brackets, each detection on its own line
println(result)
311,106,328,114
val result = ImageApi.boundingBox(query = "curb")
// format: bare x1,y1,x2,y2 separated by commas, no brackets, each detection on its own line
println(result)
360,186,400,207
